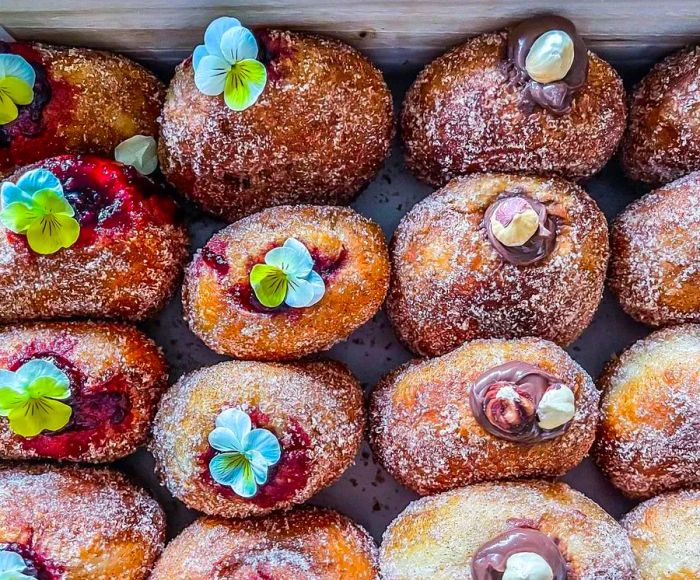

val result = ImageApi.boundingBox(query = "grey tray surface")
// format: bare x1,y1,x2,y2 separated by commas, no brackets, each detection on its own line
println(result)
113,73,653,544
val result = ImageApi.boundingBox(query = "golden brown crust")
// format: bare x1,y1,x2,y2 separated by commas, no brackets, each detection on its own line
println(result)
0,321,168,463
622,46,700,184
0,464,165,580
622,489,700,579
151,508,379,579
594,325,700,499
401,31,626,186
386,173,609,356
380,480,639,580
609,171,700,326
182,205,390,360
369,338,599,495
1,42,164,176
159,29,394,221
151,359,364,518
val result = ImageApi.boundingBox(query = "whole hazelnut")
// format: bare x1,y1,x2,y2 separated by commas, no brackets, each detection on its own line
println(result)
489,197,540,247
483,383,537,433
525,30,575,84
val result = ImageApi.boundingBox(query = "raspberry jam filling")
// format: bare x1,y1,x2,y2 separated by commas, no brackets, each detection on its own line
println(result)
202,408,311,507
7,155,178,249
200,240,347,315
0,42,52,148
7,351,131,458
0,542,63,580
255,30,294,83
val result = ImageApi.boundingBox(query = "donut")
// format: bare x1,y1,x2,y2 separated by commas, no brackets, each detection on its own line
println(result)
401,15,626,186
622,46,700,184
609,171,700,326
0,464,165,579
151,359,364,518
379,480,638,579
0,154,189,322
159,21,393,220
622,489,700,579
0,41,163,176
183,205,390,360
594,324,700,498
151,507,378,579
369,337,599,495
386,173,609,356
0,321,167,463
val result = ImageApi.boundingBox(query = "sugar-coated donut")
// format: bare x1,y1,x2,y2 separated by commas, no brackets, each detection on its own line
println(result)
0,321,167,463
609,171,700,326
0,464,165,579
183,205,390,360
401,16,626,186
0,42,163,176
151,507,378,579
370,338,599,495
379,480,638,579
159,29,393,220
151,359,364,518
622,46,700,184
0,155,189,322
386,173,609,356
594,325,700,499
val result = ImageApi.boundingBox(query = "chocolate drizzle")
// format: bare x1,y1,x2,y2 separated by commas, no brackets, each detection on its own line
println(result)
483,194,557,266
469,361,571,443
471,527,567,580
506,16,588,114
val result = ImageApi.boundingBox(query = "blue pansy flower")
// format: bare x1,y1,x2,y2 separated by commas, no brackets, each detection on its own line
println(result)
193,17,267,111
0,53,35,125
208,408,281,498
0,549,34,579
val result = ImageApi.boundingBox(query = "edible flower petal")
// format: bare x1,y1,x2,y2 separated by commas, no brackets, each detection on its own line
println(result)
0,358,73,438
207,408,281,498
0,550,33,580
114,134,158,175
0,53,35,125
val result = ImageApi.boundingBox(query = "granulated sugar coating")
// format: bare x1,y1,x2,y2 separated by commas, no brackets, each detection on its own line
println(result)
159,29,394,221
594,324,700,499
609,171,700,326
379,480,638,580
400,31,626,187
369,337,599,495
621,488,700,579
0,463,165,579
622,46,700,184
386,173,609,357
151,507,378,579
151,359,364,519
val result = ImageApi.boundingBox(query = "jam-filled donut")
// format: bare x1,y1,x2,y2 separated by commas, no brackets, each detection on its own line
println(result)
0,155,189,322
401,15,626,186
0,464,165,579
610,172,700,326
370,337,599,495
151,359,364,518
159,18,393,220
622,489,700,579
0,321,167,463
151,508,378,579
183,205,390,360
380,480,638,579
622,46,700,184
594,325,700,498
0,42,163,175
387,173,609,356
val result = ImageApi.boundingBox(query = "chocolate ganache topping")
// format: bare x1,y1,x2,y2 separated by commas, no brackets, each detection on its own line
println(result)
483,194,557,266
471,527,567,580
469,361,574,443
506,16,588,115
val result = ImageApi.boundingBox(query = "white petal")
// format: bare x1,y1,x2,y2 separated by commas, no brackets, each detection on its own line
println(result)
194,55,230,96
284,276,316,308
265,239,313,278
192,44,208,71
204,16,241,59
0,550,28,573
219,26,259,63
215,408,251,438
208,427,244,452
305,270,326,306
245,428,281,464
248,457,270,485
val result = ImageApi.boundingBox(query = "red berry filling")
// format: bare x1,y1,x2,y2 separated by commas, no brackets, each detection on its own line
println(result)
6,351,132,459
6,155,178,250
201,407,311,507
0,542,63,580
255,30,294,83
